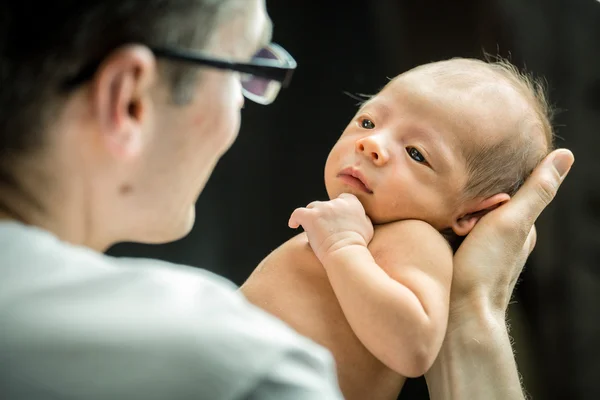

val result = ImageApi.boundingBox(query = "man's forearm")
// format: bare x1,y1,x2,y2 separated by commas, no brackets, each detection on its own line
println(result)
425,308,525,400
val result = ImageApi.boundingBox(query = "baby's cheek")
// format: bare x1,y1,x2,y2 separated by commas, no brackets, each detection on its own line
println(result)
327,141,349,164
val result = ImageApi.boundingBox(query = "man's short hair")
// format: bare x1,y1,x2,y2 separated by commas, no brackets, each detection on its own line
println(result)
0,0,238,161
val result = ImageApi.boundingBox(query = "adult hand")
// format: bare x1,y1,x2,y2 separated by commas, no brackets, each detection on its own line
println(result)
426,148,574,400
451,148,574,317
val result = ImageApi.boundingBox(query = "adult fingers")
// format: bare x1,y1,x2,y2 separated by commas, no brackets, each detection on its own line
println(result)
505,149,573,226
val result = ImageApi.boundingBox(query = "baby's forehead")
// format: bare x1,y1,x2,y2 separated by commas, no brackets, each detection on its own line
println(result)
369,59,544,158
387,59,523,98
382,60,535,130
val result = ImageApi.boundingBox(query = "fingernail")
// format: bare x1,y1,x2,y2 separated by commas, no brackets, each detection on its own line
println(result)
552,149,574,179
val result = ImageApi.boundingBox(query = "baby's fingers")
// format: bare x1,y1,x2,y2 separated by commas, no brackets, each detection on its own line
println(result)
288,207,310,229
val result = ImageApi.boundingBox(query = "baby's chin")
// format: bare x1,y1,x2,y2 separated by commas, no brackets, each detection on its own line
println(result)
367,211,398,226
358,198,409,226
327,180,369,199
329,192,390,225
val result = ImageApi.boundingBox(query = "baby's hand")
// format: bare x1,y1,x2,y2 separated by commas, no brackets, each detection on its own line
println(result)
288,193,374,263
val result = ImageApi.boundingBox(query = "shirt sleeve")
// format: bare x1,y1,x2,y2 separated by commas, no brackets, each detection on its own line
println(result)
243,346,344,400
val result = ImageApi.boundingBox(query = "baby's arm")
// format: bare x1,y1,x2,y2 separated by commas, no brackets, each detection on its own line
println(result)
322,219,453,378
288,194,452,377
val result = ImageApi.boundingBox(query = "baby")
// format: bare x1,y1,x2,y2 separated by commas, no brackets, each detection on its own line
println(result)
240,58,553,400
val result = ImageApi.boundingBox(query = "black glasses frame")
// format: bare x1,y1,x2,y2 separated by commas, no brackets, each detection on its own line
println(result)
62,43,296,91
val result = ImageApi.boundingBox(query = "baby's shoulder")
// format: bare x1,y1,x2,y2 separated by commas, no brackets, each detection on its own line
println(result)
261,233,316,264
283,232,313,253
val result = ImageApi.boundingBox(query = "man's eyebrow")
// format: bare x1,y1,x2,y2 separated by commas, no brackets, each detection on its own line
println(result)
259,18,273,48
242,18,272,60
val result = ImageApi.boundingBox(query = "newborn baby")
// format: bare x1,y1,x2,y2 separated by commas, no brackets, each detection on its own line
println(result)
241,58,553,400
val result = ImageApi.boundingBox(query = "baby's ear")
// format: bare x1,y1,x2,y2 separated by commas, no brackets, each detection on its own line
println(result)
451,193,510,236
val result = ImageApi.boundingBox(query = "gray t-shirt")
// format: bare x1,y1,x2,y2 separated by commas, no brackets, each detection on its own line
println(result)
0,222,343,399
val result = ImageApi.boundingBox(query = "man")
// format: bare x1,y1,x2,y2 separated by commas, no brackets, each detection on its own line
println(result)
0,0,573,399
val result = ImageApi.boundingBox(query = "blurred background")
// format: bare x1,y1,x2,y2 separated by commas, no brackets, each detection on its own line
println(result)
109,0,600,398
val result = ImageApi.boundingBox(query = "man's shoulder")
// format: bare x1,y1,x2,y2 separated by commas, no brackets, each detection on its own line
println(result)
0,222,329,399
0,221,311,353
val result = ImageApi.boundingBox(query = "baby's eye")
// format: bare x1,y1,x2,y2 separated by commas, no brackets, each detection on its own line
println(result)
360,118,375,129
406,147,427,163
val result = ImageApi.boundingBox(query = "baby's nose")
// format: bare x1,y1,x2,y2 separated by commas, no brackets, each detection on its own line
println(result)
355,136,389,166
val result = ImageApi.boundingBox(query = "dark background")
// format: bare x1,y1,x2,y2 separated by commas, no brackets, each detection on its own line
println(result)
109,0,600,398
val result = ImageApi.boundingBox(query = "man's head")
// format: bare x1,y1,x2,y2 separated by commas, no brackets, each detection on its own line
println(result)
324,58,553,240
0,0,273,249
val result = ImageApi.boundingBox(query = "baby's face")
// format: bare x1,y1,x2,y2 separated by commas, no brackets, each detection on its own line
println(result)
324,67,515,229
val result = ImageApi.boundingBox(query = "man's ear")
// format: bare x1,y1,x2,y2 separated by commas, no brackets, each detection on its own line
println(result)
91,45,157,160
452,193,511,236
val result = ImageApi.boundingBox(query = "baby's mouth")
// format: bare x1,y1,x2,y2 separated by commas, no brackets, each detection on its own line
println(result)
337,168,373,194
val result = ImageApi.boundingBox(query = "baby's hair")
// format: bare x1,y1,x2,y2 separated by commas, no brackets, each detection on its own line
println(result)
461,56,555,199
438,56,556,250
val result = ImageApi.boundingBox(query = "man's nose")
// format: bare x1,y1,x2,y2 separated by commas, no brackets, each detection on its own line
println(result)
355,135,390,166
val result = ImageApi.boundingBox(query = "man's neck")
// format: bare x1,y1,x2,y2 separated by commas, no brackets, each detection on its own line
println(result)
0,177,109,252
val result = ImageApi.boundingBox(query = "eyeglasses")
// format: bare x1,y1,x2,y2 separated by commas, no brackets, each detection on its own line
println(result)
63,42,297,105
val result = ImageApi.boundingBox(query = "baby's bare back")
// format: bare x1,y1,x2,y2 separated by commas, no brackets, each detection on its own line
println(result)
240,233,405,400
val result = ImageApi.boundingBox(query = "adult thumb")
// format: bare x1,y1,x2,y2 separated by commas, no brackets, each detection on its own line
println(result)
509,148,574,224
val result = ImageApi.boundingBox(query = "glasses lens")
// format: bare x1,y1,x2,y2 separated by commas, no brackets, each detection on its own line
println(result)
242,77,281,105
241,45,283,105
255,46,281,61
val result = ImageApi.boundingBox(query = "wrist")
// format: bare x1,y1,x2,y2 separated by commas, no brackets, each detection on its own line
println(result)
427,286,524,400
449,287,508,327
444,295,509,359
320,241,369,268
446,308,507,346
